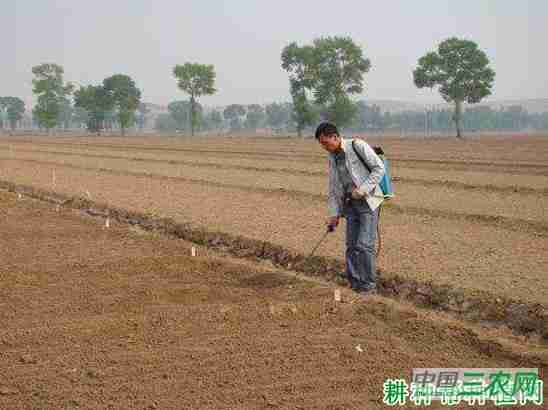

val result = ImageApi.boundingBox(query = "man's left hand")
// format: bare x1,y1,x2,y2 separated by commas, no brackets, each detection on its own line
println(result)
351,188,364,200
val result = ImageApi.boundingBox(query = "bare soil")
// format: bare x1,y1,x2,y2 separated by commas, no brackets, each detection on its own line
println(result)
0,155,546,307
2,150,546,223
0,190,545,410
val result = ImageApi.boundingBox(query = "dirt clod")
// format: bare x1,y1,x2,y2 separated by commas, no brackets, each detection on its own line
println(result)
20,354,37,364
0,387,18,396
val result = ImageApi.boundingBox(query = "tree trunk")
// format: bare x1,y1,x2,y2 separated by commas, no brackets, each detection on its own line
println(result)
190,95,195,136
296,123,302,138
454,100,463,139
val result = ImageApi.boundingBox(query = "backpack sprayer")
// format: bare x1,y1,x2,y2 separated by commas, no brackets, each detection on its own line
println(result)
295,139,395,273
351,140,395,257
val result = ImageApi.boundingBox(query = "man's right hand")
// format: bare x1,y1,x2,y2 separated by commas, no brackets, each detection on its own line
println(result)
327,216,340,232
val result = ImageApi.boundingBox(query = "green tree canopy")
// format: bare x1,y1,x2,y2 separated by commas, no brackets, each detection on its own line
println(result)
223,104,246,130
154,113,178,132
168,100,191,131
57,98,74,130
167,100,203,132
137,103,150,130
281,43,317,136
173,63,216,136
32,63,74,132
245,104,265,130
72,106,89,129
265,102,292,130
413,37,495,138
311,37,370,115
103,74,141,135
74,85,114,134
282,36,370,133
203,109,223,131
1,97,26,130
0,98,6,129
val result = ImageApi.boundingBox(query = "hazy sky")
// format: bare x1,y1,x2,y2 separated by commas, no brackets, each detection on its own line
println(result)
5,0,548,108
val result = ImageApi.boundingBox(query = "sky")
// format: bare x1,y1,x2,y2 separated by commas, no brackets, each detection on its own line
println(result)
4,0,548,108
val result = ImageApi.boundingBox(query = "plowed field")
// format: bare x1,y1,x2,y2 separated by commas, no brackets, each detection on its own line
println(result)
0,190,546,409
1,135,547,307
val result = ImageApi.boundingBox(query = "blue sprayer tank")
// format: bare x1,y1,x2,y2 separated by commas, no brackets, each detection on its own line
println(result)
378,154,394,199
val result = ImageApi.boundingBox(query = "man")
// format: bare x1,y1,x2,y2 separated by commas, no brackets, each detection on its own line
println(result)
315,122,385,294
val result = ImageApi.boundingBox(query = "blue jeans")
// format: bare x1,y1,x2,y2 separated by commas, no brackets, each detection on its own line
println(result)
344,199,379,290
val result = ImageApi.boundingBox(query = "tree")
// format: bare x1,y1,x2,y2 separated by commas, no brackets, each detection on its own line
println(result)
0,98,6,129
154,113,178,132
74,85,113,134
168,100,191,131
167,100,203,132
464,105,495,130
203,110,223,131
282,37,370,132
265,102,292,130
72,106,89,129
354,101,383,131
245,104,265,130
223,104,246,130
542,112,548,130
290,87,318,136
103,74,141,135
413,37,495,138
173,63,216,136
32,63,74,132
1,97,26,131
281,43,317,136
137,102,150,130
58,98,74,130
309,37,371,127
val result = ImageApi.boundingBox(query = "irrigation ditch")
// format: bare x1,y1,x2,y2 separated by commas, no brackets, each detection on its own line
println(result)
2,179,547,345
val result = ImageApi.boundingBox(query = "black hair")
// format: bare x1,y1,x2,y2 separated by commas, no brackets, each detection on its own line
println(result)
314,122,339,140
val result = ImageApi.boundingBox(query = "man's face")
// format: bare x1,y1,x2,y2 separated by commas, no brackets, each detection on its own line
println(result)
318,132,341,153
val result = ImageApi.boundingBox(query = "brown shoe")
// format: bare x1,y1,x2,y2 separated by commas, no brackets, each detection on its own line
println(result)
354,287,377,296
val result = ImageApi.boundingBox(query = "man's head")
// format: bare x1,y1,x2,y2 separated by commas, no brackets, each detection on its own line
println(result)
315,122,342,153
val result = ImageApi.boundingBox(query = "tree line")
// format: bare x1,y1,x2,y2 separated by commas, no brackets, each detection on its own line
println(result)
1,62,215,136
351,102,548,133
280,36,495,138
154,102,293,133
152,99,548,134
3,35,548,137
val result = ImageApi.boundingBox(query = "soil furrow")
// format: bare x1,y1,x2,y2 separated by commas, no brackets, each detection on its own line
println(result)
1,182,547,346
2,156,547,236
3,186,545,410
2,139,548,174
3,145,548,195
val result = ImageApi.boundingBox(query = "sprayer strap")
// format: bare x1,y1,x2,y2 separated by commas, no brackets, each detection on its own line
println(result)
351,140,372,174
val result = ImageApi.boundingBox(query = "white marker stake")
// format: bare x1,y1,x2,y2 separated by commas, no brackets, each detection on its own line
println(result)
334,289,341,302
105,218,110,228
191,246,196,257
17,193,22,200
86,191,91,199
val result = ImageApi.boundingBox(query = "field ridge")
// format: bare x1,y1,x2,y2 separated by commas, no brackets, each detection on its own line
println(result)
3,156,547,237
3,146,547,195
2,179,546,343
